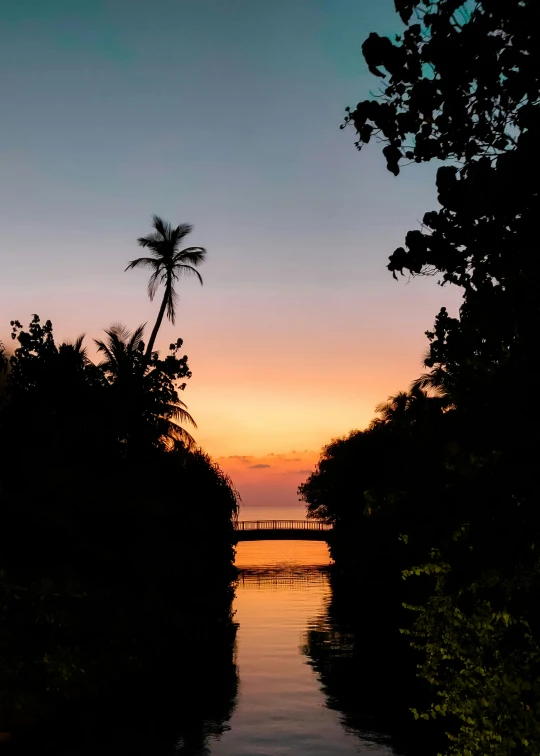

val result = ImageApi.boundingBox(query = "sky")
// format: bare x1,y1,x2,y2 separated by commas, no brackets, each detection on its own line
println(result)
0,0,461,518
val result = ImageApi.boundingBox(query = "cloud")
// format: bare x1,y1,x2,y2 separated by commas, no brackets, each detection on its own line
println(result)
295,469,312,474
249,463,271,469
264,453,302,462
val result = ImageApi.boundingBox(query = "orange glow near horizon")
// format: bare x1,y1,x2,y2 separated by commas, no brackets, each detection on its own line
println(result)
0,282,462,520
0,299,390,521
217,450,322,520
0,0,468,526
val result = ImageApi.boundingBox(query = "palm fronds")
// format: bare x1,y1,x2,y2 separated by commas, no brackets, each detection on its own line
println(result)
126,215,206,357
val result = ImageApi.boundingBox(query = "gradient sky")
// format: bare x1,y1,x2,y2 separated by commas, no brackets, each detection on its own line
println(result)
0,0,461,517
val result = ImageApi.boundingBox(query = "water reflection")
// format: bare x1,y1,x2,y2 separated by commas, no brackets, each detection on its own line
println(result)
239,566,328,590
202,541,402,756
9,542,424,755
234,539,332,570
303,593,401,752
302,570,436,756
8,611,239,756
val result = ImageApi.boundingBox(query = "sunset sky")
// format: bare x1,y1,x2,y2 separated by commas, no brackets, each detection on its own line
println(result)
0,0,461,517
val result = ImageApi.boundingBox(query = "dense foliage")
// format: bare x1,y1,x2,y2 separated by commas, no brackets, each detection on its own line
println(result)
302,1,540,753
0,221,238,738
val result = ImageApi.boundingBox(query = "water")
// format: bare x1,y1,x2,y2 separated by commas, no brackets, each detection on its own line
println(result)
198,540,402,756
7,540,415,755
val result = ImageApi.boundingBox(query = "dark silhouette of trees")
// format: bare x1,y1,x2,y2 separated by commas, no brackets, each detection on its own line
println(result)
342,0,539,450
300,378,540,753
126,215,206,362
0,311,239,742
299,386,450,575
0,341,8,374
95,322,146,377
0,214,230,748
0,342,8,400
302,1,540,753
94,322,196,449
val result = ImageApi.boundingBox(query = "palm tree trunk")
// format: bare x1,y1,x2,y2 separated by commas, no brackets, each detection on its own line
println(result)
145,290,168,362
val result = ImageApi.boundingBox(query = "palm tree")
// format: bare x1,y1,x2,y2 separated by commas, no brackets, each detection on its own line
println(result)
94,323,196,449
125,215,206,361
375,390,411,426
376,384,450,434
411,366,455,408
58,335,89,373
94,323,146,383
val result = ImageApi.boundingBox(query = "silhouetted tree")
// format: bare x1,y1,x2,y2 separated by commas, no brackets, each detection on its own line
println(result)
0,341,8,374
328,0,540,752
300,387,449,569
94,322,196,450
126,215,206,361
0,313,239,736
343,0,539,447
0,342,8,401
95,322,146,380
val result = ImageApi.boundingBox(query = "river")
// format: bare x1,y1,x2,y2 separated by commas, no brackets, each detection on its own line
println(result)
6,539,420,755
189,540,406,756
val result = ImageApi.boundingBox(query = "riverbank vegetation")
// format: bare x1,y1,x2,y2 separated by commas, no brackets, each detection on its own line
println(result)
300,1,540,753
0,218,239,745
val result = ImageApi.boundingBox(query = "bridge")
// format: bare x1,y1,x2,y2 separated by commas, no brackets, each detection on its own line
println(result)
234,519,332,542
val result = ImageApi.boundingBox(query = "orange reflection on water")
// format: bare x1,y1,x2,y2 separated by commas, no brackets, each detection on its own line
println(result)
234,540,331,570
208,540,360,755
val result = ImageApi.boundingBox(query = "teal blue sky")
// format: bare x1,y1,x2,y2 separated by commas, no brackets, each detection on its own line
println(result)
1,0,430,289
0,0,460,511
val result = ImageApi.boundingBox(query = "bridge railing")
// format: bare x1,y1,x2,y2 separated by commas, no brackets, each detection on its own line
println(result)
234,519,332,531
